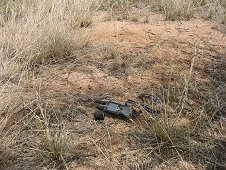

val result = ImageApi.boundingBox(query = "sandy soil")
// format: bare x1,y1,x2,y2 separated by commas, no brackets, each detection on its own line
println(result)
8,12,226,170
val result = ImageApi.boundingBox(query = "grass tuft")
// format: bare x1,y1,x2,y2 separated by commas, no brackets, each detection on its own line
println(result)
39,123,71,166
159,0,199,21
28,31,74,64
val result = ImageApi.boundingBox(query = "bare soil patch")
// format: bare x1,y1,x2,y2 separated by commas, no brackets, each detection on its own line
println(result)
1,10,226,170
23,15,225,169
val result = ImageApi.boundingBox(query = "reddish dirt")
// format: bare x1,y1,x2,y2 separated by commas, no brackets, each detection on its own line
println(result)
39,13,226,169
49,14,226,96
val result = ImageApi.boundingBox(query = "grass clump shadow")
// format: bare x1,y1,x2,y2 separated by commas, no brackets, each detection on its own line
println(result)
140,85,191,145
134,54,226,169
0,117,17,168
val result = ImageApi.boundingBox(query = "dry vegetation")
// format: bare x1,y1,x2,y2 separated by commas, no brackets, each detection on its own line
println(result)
158,0,226,21
0,0,226,169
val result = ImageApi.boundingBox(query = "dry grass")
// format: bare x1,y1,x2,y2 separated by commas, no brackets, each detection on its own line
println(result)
35,97,70,167
135,49,226,169
38,121,72,168
0,0,98,168
140,56,195,143
158,0,199,20
97,0,226,25
0,116,15,166
99,0,130,20
157,0,226,23
0,0,97,109
199,0,226,24
0,0,225,169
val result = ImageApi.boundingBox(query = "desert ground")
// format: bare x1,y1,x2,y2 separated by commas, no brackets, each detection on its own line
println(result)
0,0,226,169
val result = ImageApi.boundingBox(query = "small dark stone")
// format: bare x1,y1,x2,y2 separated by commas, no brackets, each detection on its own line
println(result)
94,111,105,121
